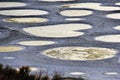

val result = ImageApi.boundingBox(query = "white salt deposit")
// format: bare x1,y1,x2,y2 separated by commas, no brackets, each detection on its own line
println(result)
0,2,26,8
60,3,120,11
95,35,120,43
0,9,48,16
106,13,120,19
18,40,55,46
4,18,48,23
0,46,24,52
114,26,120,30
23,23,92,38
60,10,93,17
42,47,117,60
69,72,85,75
105,72,118,75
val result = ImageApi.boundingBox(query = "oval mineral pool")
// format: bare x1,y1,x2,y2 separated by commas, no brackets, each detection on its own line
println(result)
18,40,55,46
105,72,119,75
23,23,92,38
106,13,120,19
2,56,16,60
114,26,120,30
0,2,26,8
0,9,48,16
60,10,93,17
0,46,24,52
60,3,120,11
42,47,117,61
115,2,120,5
69,72,85,75
95,35,120,43
65,18,83,21
4,18,48,23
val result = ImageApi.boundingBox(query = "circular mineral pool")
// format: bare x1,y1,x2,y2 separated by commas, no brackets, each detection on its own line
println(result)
0,2,26,8
18,40,55,46
0,46,24,52
42,47,117,61
106,13,120,19
60,10,93,17
0,9,48,16
4,18,48,23
95,35,120,43
23,23,92,38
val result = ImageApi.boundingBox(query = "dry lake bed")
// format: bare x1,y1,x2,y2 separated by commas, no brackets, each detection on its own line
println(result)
0,0,120,80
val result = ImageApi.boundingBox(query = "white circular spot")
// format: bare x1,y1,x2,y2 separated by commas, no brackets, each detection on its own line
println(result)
69,72,85,75
18,40,55,46
38,0,73,2
23,23,92,38
0,46,24,52
114,26,120,30
60,10,93,17
95,35,120,43
115,2,120,6
2,56,15,60
0,9,48,16
65,18,83,21
0,2,26,8
60,3,120,11
30,67,39,72
42,47,117,61
4,18,48,23
105,72,118,75
106,13,120,19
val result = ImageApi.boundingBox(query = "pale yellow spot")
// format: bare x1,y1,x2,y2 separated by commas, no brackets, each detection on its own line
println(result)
18,41,55,46
4,18,48,23
60,10,93,17
0,46,24,52
0,2,26,8
60,3,120,11
95,35,120,43
106,13,120,19
0,9,48,16
23,23,92,38
42,47,117,61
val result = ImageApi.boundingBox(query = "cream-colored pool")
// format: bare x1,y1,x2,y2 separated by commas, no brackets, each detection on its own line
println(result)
60,3,120,11
0,2,26,8
95,35,120,43
23,23,92,38
0,9,48,16
106,13,120,19
18,40,55,46
42,47,117,61
0,46,24,52
4,18,48,23
60,10,93,17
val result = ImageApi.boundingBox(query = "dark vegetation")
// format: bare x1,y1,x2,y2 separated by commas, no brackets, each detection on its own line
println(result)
0,64,86,80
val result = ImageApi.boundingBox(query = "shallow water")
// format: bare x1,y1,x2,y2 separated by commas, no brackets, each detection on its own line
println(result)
0,0,120,80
